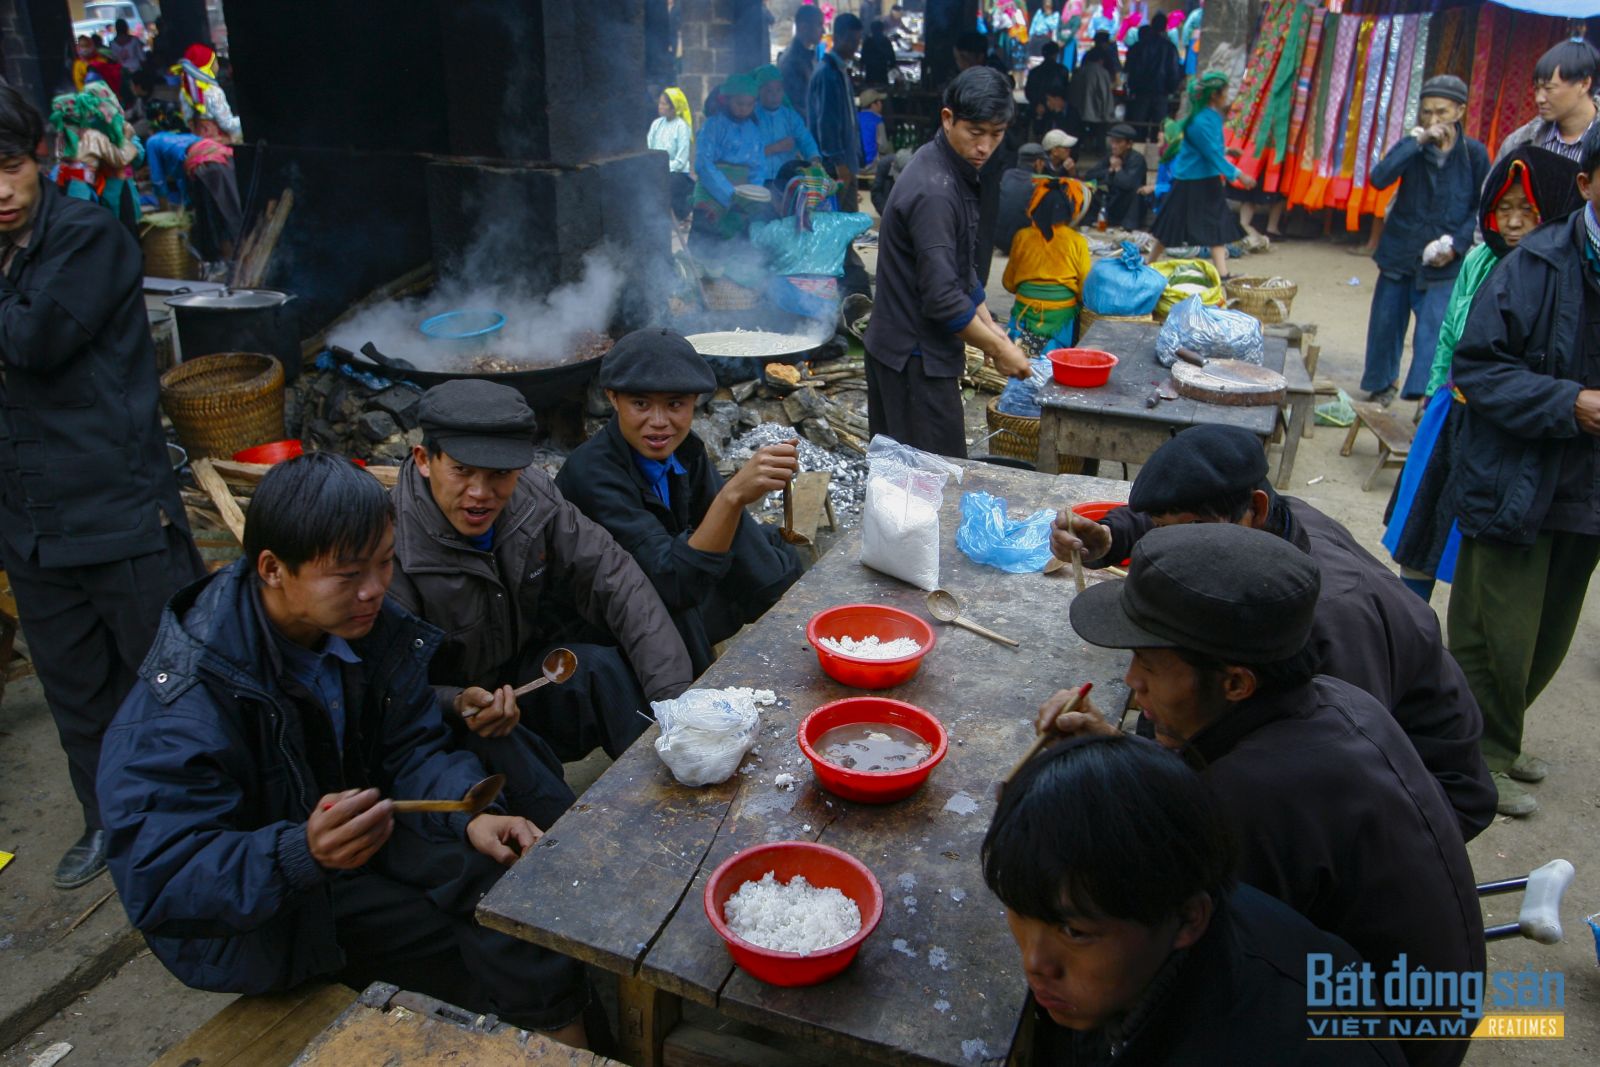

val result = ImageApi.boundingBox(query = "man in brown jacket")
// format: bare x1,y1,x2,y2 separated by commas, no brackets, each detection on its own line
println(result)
388,381,694,769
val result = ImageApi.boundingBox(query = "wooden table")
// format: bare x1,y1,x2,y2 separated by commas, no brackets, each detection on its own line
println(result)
1034,318,1313,488
478,462,1134,1067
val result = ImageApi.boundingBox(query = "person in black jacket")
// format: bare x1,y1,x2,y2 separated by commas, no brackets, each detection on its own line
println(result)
556,330,804,676
1123,14,1182,140
1446,126,1600,817
97,455,594,1046
1024,42,1072,133
0,84,203,889
860,19,895,87
864,67,1030,457
985,733,1402,1066
1084,123,1149,229
1048,425,1496,840
1042,525,1484,1067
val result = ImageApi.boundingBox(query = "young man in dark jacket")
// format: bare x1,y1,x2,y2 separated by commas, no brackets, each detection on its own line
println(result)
1084,123,1149,229
0,84,203,889
865,66,1030,457
1045,524,1484,1067
807,12,864,212
388,380,693,763
98,455,592,1045
985,733,1401,1067
1360,76,1490,404
1049,425,1496,840
1446,126,1600,817
555,330,803,676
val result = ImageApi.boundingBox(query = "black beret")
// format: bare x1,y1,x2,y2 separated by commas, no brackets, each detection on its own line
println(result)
1070,523,1319,663
599,328,717,395
417,379,537,470
1128,425,1269,515
1108,123,1139,142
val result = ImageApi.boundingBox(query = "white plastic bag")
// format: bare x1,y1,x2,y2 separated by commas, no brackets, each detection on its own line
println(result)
651,688,762,787
859,435,963,591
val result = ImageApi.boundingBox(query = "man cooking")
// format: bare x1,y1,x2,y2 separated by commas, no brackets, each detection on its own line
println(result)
0,84,204,889
1041,524,1484,1067
556,329,804,675
864,66,1031,457
387,380,693,765
1049,425,1495,840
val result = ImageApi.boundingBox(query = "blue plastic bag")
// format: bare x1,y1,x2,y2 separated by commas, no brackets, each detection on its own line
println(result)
956,491,1055,573
1082,241,1167,317
995,357,1052,417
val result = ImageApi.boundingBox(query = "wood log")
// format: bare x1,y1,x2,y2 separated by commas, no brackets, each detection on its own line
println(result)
191,459,248,544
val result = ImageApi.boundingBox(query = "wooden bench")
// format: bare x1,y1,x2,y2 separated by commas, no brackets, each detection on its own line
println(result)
1341,401,1414,491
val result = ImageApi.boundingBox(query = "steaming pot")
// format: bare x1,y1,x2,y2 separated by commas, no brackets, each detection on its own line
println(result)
165,288,301,381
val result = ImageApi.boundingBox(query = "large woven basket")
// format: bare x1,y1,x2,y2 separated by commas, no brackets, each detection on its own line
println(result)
983,398,1084,472
703,277,760,311
140,211,198,281
1078,309,1155,334
1224,276,1298,324
160,352,285,458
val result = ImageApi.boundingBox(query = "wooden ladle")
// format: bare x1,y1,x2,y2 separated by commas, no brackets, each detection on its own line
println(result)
462,648,579,720
391,773,506,814
925,589,1020,649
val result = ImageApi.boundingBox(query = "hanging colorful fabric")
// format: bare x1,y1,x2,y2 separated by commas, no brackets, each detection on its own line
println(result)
1257,1,1308,168
1350,16,1402,229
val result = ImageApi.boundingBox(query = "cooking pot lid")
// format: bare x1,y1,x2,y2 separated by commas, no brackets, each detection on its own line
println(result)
166,288,289,310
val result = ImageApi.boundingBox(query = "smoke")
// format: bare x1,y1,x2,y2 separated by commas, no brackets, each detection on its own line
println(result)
326,252,623,370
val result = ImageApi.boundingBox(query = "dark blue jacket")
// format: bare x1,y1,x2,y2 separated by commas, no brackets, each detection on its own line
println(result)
97,559,487,994
1369,130,1489,284
1451,211,1591,545
807,51,861,172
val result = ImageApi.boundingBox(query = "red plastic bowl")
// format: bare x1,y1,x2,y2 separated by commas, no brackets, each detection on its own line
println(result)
1072,499,1131,567
806,604,935,690
798,697,948,803
1047,347,1119,387
232,439,303,464
704,840,884,986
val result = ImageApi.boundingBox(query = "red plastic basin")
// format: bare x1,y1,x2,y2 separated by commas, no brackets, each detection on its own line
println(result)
806,604,935,690
798,696,948,803
232,439,303,464
1047,347,1119,387
1072,499,1131,567
704,840,884,987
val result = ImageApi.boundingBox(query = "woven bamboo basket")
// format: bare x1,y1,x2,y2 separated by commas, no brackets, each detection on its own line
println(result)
140,211,198,281
703,277,760,311
160,352,286,459
983,398,1085,472
1224,277,1298,324
1078,309,1155,334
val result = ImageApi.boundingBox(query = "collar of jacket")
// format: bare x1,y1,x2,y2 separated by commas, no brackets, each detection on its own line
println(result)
1515,207,1590,271
934,129,982,190
7,177,60,272
1178,680,1317,773
393,457,538,579
601,415,705,519
137,557,441,709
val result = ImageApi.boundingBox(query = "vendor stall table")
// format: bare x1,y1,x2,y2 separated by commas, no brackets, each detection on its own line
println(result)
478,461,1134,1067
1034,319,1313,487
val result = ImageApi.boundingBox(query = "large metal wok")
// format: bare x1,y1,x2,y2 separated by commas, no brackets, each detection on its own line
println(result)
328,341,606,409
668,307,842,385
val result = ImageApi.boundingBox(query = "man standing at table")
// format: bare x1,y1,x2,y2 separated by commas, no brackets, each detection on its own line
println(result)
864,66,1030,457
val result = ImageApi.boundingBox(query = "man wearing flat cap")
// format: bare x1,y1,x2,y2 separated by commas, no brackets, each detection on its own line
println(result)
1360,74,1489,406
388,379,693,770
1084,122,1149,229
1039,524,1484,1067
557,329,804,674
1050,424,1495,836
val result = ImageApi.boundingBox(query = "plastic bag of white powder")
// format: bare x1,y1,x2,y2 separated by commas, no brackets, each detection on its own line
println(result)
651,688,762,787
860,435,962,591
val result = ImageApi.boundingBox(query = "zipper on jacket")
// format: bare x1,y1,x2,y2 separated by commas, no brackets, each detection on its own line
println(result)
270,705,313,816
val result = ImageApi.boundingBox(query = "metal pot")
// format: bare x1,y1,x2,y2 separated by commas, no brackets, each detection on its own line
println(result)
165,288,301,381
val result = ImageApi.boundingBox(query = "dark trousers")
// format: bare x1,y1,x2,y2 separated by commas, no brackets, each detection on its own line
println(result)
452,722,576,831
1448,532,1600,772
1360,271,1450,398
331,817,587,1031
2,524,203,829
516,642,651,761
1125,93,1168,140
668,172,693,220
865,354,968,458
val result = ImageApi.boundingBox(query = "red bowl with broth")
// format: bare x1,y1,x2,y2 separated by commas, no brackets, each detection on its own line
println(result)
798,696,948,803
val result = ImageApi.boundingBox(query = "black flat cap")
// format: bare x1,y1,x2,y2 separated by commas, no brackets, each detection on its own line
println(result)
1070,523,1319,663
417,379,537,470
599,328,717,395
1128,425,1269,515
1420,74,1468,105
1108,123,1138,142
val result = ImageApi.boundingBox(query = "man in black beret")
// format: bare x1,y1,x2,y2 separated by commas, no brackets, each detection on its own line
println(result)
1049,424,1496,833
1084,122,1149,230
387,379,693,775
556,329,805,674
1038,524,1484,1067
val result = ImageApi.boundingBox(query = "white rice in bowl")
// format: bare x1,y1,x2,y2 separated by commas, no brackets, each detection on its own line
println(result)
723,870,862,955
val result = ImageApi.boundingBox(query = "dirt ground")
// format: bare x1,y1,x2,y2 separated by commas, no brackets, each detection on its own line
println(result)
2,236,1596,1064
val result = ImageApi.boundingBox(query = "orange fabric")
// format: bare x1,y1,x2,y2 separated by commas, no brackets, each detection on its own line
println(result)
1003,182,1092,298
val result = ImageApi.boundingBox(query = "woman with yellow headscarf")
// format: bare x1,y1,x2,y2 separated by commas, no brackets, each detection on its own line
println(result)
1003,176,1092,353
649,87,694,219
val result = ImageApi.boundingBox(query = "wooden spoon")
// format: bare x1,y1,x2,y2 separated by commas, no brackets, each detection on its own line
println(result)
996,683,1094,798
461,648,579,719
925,589,1020,648
391,773,506,814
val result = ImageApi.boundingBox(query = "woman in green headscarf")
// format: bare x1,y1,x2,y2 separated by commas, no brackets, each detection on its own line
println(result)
691,72,768,242
1148,71,1257,280
49,81,142,234
753,63,820,169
